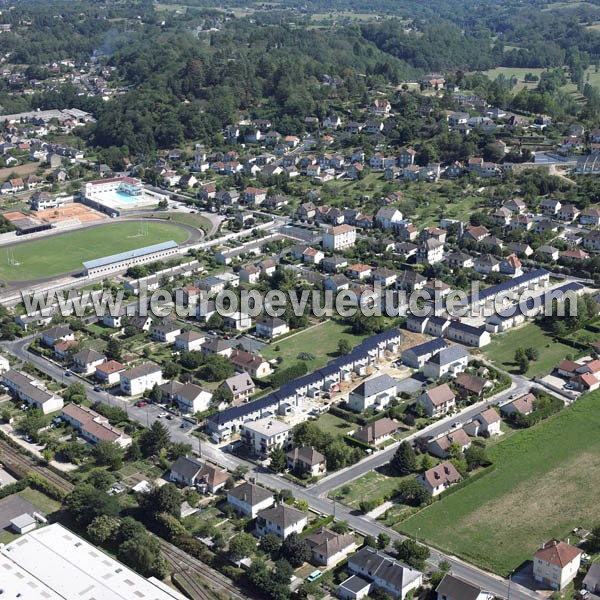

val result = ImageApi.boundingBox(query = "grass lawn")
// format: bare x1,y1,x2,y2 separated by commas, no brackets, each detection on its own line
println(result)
313,412,355,437
18,487,61,515
146,211,212,233
329,470,401,510
398,391,600,576
482,322,574,377
0,221,190,281
262,320,368,372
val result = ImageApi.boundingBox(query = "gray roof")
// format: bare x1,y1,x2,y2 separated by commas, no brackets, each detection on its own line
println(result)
257,504,306,528
227,482,273,506
583,562,600,593
286,446,325,466
72,348,105,363
349,547,422,591
170,455,203,481
222,372,254,395
435,574,485,600
121,361,161,379
340,575,371,593
428,345,469,366
83,241,177,270
352,374,398,398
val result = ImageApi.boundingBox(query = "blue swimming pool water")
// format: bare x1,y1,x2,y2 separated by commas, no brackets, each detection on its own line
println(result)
115,191,137,203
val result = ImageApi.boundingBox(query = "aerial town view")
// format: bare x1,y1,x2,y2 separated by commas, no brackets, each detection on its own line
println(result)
1,0,600,599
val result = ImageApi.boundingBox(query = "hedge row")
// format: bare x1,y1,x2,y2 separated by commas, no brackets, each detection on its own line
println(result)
0,478,28,500
301,515,334,537
26,471,68,501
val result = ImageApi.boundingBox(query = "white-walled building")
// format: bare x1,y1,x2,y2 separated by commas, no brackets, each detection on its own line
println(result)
323,224,357,251
119,362,163,396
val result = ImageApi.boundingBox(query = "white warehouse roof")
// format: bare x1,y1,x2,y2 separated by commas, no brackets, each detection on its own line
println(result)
0,523,186,600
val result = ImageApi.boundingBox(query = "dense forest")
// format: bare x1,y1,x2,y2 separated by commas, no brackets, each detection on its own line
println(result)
3,0,600,155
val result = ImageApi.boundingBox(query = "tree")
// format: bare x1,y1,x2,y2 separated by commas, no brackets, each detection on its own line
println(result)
150,383,163,404
420,453,435,472
86,469,115,491
464,445,489,471
377,533,390,550
228,532,256,560
106,338,122,361
337,338,352,355
525,347,539,361
331,521,349,534
199,354,234,381
64,483,119,526
394,538,430,570
170,441,192,459
140,420,171,456
588,525,600,553
396,479,432,506
162,361,180,380
158,199,168,209
364,535,377,548
206,312,223,330
390,441,417,476
63,382,86,403
118,533,168,578
259,533,281,555
269,445,287,472
141,483,182,518
280,532,311,567
514,347,529,373
93,441,123,470
273,558,294,585
296,499,309,512
87,515,121,544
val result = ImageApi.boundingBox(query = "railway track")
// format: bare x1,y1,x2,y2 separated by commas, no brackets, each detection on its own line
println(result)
159,539,244,600
0,438,74,494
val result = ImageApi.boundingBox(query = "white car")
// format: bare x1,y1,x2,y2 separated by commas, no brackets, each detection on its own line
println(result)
158,412,168,418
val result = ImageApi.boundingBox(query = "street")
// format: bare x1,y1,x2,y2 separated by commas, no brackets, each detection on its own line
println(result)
3,335,544,599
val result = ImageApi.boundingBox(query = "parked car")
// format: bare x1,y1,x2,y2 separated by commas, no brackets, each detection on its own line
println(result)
135,400,148,407
306,570,322,583
158,412,168,418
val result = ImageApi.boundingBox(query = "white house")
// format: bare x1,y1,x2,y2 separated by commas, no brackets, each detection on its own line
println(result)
345,546,422,600
175,331,206,353
95,360,127,386
417,461,463,497
119,362,163,396
255,315,290,339
227,482,274,518
347,374,398,412
255,504,307,539
435,574,495,600
151,321,181,344
322,224,357,251
71,348,105,374
417,383,456,417
1,369,63,415
242,418,293,457
533,540,581,590
375,207,403,230
423,345,469,380
463,408,501,437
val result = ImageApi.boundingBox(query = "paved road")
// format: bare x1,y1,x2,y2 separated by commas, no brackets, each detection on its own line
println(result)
4,337,543,599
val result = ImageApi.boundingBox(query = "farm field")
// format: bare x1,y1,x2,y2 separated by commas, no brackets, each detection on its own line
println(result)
481,322,574,377
398,391,600,575
262,319,368,371
478,67,546,91
0,221,189,281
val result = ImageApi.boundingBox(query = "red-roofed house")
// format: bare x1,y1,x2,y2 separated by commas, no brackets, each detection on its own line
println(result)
572,372,600,392
533,540,582,590
417,461,462,496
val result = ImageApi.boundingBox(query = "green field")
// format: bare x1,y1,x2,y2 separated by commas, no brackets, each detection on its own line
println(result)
330,470,402,510
479,67,546,91
262,320,368,371
399,392,600,575
313,412,355,436
482,322,574,377
0,221,189,281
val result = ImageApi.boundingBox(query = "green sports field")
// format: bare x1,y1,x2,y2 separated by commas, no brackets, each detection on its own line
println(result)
0,221,190,281
398,391,600,575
